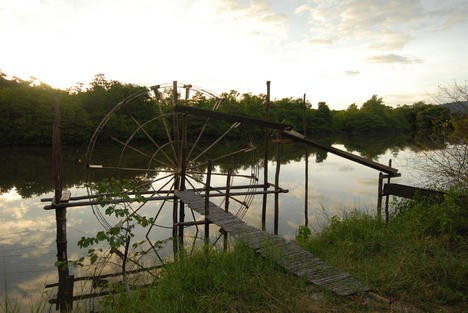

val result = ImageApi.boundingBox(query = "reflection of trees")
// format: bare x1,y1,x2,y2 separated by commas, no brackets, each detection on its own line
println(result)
336,131,414,160
0,146,87,198
315,150,328,163
1,133,446,197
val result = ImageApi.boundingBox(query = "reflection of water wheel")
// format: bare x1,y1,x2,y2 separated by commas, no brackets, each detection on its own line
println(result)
85,82,259,261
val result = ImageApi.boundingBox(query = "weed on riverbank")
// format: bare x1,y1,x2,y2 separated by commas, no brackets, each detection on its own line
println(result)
99,245,315,313
97,244,411,313
296,187,467,312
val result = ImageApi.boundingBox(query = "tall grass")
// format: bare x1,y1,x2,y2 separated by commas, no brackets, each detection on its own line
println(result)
296,187,467,311
99,245,314,313
0,295,50,313
1,297,19,313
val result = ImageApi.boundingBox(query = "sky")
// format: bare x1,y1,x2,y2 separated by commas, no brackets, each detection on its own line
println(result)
1,0,467,109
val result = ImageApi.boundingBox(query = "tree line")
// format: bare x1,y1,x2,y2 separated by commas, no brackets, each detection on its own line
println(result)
0,72,461,146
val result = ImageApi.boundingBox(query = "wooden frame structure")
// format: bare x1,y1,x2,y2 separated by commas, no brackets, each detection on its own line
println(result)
43,81,401,311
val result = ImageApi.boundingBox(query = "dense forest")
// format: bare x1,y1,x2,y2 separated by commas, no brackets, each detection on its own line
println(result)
0,72,464,146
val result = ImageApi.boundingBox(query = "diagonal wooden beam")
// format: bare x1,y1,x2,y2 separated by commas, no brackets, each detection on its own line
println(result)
283,129,399,175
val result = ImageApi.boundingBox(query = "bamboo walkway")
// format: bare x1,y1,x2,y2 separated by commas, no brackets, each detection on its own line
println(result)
174,190,370,296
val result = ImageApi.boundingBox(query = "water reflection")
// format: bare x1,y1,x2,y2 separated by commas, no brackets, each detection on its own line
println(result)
0,137,430,311
0,193,56,310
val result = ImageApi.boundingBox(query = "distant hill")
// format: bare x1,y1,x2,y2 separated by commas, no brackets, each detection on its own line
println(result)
441,101,468,114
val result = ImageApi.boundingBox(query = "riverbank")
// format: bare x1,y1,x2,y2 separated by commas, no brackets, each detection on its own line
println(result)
93,188,466,313
295,187,467,313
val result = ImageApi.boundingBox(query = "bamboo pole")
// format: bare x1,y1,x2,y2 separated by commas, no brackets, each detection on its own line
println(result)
262,81,270,231
205,160,213,245
225,168,232,213
303,93,309,227
172,81,179,258
53,95,73,312
377,172,383,222
385,159,392,224
184,84,191,101
178,113,188,249
282,130,399,175
223,168,232,250
274,133,281,235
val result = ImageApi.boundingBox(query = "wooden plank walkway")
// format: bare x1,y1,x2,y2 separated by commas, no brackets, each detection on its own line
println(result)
174,190,370,296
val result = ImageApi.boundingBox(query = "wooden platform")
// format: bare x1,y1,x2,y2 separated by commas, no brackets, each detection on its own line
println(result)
174,190,370,296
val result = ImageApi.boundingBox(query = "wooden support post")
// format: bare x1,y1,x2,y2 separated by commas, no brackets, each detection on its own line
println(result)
384,159,392,224
223,168,232,251
225,168,232,213
53,95,73,312
172,200,179,258
274,133,281,235
262,81,271,231
377,172,383,222
184,84,191,101
303,93,309,227
172,81,180,258
205,160,213,245
178,113,188,249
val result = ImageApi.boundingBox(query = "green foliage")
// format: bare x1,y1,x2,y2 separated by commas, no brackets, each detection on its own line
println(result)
296,225,311,242
75,178,153,266
0,71,463,146
296,188,468,310
393,188,467,240
0,82,54,144
415,105,452,142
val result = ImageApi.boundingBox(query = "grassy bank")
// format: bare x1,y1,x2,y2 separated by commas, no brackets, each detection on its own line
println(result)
96,190,467,312
98,245,315,313
296,187,467,312
96,245,396,313
109,191,465,313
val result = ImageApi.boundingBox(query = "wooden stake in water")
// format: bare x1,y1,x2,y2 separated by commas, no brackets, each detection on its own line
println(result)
303,93,309,227
172,81,179,257
53,95,73,312
205,160,213,245
178,112,188,248
385,159,392,223
262,81,271,231
274,132,281,235
223,168,232,250
377,172,383,222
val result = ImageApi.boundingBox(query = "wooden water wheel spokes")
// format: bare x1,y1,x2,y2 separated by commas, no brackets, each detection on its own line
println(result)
85,82,260,264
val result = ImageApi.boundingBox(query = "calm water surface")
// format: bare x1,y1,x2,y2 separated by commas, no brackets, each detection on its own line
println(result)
0,140,428,310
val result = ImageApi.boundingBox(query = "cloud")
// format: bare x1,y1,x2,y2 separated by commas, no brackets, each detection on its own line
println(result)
295,0,468,51
309,37,333,45
366,33,413,50
367,54,423,64
344,70,360,76
211,0,287,38
430,2,468,29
